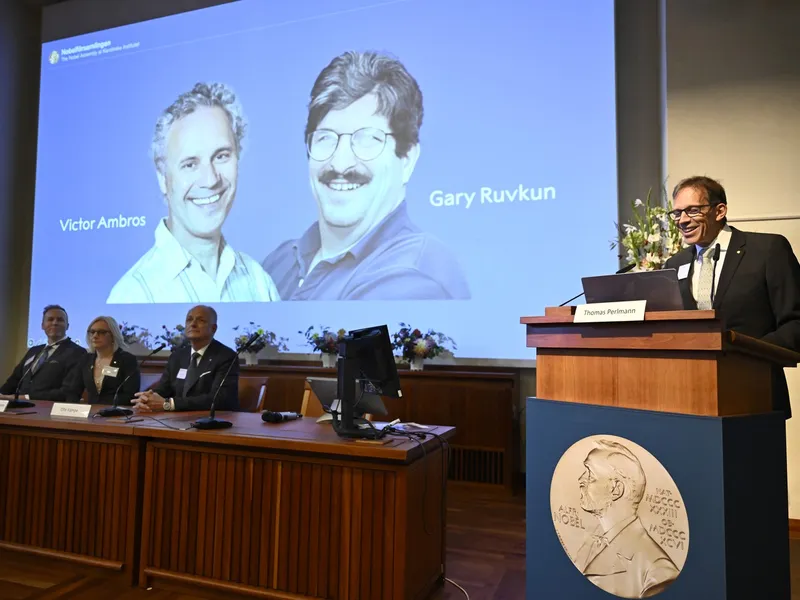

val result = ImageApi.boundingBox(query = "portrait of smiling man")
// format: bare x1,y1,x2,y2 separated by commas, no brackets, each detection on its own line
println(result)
262,50,470,300
108,82,280,303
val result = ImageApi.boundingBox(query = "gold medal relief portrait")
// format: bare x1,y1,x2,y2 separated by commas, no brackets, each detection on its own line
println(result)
550,435,689,599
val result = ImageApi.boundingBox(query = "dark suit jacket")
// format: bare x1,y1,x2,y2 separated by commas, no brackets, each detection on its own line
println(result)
664,227,800,417
0,338,86,400
151,339,239,411
63,348,140,405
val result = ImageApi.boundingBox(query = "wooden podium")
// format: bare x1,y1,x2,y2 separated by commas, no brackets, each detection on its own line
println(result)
522,306,800,416
521,307,800,600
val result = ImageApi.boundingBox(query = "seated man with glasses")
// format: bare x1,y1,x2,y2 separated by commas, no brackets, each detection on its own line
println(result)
663,175,800,417
261,50,470,300
0,304,86,402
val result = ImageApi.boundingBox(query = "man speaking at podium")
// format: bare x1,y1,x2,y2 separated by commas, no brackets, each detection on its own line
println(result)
663,176,800,417
0,305,85,401
132,305,239,412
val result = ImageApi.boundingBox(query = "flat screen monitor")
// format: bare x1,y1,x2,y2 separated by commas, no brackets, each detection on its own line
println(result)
344,325,402,399
334,324,400,439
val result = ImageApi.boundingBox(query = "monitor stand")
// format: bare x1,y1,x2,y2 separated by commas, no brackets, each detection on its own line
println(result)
332,354,385,440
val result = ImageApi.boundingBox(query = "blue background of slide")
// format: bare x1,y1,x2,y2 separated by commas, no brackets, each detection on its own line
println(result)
30,0,618,359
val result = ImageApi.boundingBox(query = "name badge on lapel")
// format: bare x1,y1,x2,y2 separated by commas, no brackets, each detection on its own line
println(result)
677,263,690,280
177,368,188,380
101,366,119,377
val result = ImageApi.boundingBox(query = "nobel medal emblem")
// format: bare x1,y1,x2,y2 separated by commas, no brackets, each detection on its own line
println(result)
550,435,689,598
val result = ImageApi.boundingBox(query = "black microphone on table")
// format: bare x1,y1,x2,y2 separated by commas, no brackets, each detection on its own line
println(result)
97,343,166,418
9,352,41,409
261,410,303,424
558,263,636,307
192,331,260,431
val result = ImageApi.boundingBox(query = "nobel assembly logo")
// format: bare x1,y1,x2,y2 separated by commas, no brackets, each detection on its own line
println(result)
48,50,59,65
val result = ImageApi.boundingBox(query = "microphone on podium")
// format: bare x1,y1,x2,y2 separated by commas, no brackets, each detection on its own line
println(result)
97,344,166,418
558,263,636,307
192,332,260,431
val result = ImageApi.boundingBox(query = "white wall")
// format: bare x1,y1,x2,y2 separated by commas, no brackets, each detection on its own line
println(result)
665,0,800,516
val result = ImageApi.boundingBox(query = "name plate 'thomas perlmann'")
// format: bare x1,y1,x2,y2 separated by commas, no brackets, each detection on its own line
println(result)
550,435,689,599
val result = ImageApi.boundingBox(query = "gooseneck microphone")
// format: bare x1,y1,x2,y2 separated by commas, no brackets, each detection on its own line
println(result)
97,344,166,418
261,410,302,424
9,353,40,409
558,263,636,307
192,332,260,431
709,243,721,304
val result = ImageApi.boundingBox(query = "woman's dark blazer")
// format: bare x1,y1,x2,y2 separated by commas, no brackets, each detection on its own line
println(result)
64,348,140,405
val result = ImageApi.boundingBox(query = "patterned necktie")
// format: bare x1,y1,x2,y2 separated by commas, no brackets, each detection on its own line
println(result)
696,247,715,310
31,345,53,373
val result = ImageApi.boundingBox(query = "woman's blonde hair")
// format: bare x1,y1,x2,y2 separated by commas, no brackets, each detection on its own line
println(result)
85,316,127,352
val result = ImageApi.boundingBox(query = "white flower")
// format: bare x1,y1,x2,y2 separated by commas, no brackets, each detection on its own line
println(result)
623,224,637,233
647,233,660,244
645,252,661,264
634,199,643,208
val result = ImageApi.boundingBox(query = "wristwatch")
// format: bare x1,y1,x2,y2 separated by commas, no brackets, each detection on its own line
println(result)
163,398,174,411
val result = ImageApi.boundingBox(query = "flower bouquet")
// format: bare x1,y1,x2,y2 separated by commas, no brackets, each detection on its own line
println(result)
300,325,346,367
391,323,456,370
156,324,188,353
233,322,289,365
119,321,153,354
612,187,683,271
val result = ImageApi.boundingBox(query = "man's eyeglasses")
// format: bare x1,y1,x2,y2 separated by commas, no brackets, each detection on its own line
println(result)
307,128,394,162
667,204,718,222
87,329,110,336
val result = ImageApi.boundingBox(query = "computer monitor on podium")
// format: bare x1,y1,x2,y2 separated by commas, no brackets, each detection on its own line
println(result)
334,324,401,440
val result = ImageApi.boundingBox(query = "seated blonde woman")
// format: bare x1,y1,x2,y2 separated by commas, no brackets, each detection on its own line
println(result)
63,316,140,406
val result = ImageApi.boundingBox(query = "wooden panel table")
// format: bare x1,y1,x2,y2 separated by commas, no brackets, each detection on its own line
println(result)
135,412,453,600
0,405,144,583
0,402,454,600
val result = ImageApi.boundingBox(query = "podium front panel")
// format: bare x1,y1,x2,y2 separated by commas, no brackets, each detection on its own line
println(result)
525,398,789,600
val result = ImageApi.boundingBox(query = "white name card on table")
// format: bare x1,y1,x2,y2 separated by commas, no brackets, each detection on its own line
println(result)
573,300,647,323
50,403,91,419
0,400,7,413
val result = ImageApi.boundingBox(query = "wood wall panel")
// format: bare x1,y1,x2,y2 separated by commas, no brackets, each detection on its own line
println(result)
140,441,444,600
0,428,140,576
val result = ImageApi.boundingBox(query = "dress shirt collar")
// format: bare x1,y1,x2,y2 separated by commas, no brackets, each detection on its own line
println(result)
292,200,411,276
190,342,212,359
153,218,236,284
695,224,732,258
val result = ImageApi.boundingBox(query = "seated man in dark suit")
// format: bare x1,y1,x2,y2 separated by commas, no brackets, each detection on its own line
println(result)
663,176,800,417
132,305,239,412
0,304,86,401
